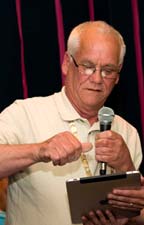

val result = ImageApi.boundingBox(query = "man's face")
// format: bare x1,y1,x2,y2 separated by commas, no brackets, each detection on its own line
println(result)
62,33,121,113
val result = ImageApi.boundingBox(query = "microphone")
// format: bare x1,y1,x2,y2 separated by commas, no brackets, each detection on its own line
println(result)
98,106,115,175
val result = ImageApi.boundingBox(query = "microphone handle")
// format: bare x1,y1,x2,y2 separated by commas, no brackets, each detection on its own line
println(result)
99,122,111,175
100,163,107,175
100,123,111,131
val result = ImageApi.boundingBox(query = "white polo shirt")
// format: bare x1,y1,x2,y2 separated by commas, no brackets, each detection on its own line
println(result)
0,87,142,225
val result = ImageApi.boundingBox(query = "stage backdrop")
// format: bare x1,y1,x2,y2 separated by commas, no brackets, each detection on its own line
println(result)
0,0,143,173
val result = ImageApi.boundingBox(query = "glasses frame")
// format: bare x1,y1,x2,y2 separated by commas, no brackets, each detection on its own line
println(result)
70,54,120,79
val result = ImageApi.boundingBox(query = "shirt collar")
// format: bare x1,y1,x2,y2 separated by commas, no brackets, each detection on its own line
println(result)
53,87,100,131
53,86,82,121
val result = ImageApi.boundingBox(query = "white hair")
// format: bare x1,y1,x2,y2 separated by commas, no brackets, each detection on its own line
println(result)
67,21,126,65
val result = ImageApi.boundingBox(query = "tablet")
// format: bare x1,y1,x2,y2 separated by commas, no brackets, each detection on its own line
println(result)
66,171,141,224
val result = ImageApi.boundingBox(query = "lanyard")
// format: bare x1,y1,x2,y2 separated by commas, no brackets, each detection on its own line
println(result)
69,121,92,177
69,121,115,176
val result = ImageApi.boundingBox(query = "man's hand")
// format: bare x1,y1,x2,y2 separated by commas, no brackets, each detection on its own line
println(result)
107,176,144,211
95,130,135,172
35,131,92,166
81,210,128,225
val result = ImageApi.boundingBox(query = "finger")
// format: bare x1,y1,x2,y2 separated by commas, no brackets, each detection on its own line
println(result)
81,215,93,225
95,210,109,224
112,188,142,197
87,211,101,224
108,193,134,205
95,130,116,140
108,199,143,210
82,142,93,153
105,210,116,224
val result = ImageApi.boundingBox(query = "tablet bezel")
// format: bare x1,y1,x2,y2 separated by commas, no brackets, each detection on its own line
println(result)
66,171,141,224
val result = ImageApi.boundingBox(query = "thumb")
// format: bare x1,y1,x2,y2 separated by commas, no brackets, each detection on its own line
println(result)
82,142,93,153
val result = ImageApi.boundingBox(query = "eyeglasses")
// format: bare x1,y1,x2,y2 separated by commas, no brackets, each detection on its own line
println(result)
70,55,119,79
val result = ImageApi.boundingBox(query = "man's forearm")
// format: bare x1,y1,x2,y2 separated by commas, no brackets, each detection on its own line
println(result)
0,143,39,178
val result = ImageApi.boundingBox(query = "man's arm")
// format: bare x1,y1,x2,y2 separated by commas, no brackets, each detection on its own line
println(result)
0,131,92,178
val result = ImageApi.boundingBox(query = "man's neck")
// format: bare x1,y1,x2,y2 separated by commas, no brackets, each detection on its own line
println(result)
64,87,102,125
75,107,98,125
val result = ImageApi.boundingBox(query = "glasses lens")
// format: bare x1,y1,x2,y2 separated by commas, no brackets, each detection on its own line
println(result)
79,66,94,75
71,55,118,78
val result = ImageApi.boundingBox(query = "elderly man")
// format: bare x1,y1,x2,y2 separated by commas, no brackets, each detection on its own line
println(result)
0,21,142,225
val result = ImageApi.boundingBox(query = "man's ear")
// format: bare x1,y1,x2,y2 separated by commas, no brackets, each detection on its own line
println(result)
115,75,120,84
119,63,123,72
61,52,70,76
115,63,123,84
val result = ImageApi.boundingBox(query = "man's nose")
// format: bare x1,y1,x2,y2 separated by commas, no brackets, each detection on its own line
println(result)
89,69,103,83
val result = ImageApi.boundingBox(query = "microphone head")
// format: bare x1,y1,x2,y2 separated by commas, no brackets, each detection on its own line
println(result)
98,106,115,125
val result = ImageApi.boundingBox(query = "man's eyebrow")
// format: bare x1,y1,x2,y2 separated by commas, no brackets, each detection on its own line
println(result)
80,61,118,69
102,64,118,68
80,60,96,66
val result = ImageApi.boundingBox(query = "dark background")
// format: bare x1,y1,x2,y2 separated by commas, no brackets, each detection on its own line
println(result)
0,0,143,174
